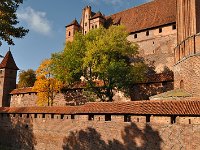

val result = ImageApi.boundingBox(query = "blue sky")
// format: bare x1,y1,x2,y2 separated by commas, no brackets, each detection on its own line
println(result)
1,0,149,74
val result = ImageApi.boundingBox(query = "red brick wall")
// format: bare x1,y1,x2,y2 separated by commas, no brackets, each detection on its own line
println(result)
0,114,200,150
174,55,200,96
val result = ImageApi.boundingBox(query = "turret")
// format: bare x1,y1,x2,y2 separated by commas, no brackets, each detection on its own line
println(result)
66,19,80,42
0,50,19,107
89,11,106,29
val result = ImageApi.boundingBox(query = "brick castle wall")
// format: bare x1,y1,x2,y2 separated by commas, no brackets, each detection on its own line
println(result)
174,55,200,96
0,113,200,150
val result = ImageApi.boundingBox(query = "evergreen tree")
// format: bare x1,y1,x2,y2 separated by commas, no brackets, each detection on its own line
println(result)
0,0,28,46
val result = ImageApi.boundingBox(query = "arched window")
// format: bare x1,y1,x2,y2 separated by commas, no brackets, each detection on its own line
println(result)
68,31,71,36
180,80,184,89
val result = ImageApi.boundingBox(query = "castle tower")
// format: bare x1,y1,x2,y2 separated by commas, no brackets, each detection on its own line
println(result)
89,11,106,29
80,6,92,35
174,0,200,96
0,50,19,107
65,19,80,42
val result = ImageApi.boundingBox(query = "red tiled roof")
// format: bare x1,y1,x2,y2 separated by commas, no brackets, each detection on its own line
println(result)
10,87,36,95
90,11,105,20
107,0,176,33
66,19,80,27
0,51,19,70
1,100,200,115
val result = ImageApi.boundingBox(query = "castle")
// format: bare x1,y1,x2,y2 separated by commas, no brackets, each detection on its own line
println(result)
1,0,199,107
0,1,200,149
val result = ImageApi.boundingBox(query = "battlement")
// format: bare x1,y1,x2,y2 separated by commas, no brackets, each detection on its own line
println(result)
1,100,200,125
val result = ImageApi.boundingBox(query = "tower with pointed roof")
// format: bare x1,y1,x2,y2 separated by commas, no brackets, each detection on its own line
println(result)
65,19,81,42
0,50,19,107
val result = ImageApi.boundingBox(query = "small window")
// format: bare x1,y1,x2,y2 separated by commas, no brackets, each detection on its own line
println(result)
146,31,149,36
105,114,111,121
27,114,29,118
51,114,54,119
137,118,140,122
159,28,162,33
180,80,184,89
68,31,71,36
95,25,98,28
172,24,176,30
19,114,22,117
92,25,94,29
146,115,150,123
134,34,137,39
124,115,131,122
34,114,37,118
42,114,45,118
189,119,191,124
71,115,75,119
85,22,87,26
171,116,176,124
85,31,87,34
61,114,64,119
0,70,2,74
88,114,94,121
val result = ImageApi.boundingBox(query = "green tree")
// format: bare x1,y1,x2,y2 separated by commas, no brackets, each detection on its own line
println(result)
0,0,29,46
51,32,86,84
18,69,36,88
52,26,147,101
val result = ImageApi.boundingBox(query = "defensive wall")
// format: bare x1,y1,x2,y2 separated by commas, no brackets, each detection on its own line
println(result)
0,100,200,150
174,33,200,97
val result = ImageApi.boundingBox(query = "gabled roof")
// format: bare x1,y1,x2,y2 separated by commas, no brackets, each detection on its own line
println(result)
90,11,105,20
107,0,176,33
66,19,80,28
1,100,200,115
0,50,19,70
10,87,36,95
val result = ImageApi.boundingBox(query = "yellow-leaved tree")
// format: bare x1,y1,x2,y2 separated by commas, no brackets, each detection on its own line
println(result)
33,59,63,106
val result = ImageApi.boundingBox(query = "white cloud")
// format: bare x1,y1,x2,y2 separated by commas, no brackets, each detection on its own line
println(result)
17,7,52,36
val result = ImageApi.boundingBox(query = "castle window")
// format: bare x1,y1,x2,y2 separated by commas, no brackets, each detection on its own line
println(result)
105,114,111,121
27,114,29,118
85,22,87,26
51,114,54,119
42,114,45,118
85,31,87,34
146,31,149,36
159,28,162,33
146,115,150,123
180,80,184,89
134,34,137,39
34,114,37,118
171,116,176,124
124,115,131,122
92,25,94,29
172,24,176,30
71,114,75,119
189,119,191,124
68,31,71,37
95,25,98,28
88,114,94,121
61,114,64,119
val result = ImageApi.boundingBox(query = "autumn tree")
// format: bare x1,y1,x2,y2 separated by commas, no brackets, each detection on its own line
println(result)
18,69,36,88
0,0,29,46
52,26,147,101
33,59,63,106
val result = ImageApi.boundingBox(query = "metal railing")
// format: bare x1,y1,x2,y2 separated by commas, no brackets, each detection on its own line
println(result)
174,33,200,63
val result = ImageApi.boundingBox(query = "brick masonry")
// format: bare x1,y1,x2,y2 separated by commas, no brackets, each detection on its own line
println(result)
0,114,200,150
